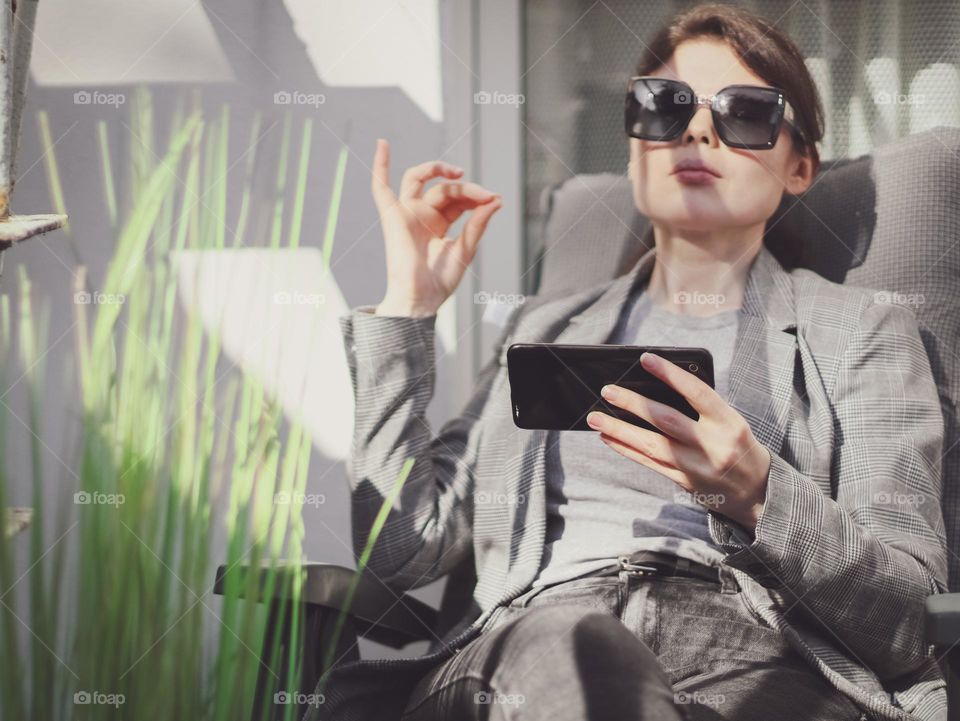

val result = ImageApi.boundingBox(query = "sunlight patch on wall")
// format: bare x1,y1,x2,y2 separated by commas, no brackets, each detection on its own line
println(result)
284,0,443,122
32,0,234,85
175,248,354,460
174,248,459,461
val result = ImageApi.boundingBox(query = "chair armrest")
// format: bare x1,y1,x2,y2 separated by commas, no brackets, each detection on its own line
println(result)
926,593,960,648
926,593,960,721
213,562,439,649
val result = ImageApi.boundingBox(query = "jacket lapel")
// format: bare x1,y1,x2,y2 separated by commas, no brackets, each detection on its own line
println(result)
499,243,800,601
724,245,799,456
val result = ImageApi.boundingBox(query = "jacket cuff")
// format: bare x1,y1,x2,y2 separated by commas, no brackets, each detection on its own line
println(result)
708,451,814,588
339,304,438,366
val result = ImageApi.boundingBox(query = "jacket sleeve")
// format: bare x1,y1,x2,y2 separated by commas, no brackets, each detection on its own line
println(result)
339,302,523,592
707,299,948,680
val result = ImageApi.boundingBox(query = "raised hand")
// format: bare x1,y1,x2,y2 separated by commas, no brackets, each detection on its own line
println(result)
370,139,503,317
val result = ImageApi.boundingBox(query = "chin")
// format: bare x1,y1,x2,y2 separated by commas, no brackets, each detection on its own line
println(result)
660,220,737,234
643,200,739,228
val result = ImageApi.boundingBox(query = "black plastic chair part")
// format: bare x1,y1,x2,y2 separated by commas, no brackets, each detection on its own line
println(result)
926,594,960,721
212,562,437,721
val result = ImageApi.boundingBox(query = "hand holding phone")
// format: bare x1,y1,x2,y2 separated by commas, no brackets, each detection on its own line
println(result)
506,343,714,432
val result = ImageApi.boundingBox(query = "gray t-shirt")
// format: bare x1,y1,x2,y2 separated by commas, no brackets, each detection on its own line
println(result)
531,280,742,588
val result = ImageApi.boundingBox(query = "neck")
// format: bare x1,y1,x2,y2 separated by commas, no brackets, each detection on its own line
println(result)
645,223,764,316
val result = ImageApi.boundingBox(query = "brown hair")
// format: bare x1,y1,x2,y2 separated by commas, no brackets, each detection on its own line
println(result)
635,3,824,173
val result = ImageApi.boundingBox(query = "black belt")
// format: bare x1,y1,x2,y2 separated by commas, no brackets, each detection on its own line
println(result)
603,550,723,584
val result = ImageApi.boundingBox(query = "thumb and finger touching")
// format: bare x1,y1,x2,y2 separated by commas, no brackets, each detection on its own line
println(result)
371,137,503,281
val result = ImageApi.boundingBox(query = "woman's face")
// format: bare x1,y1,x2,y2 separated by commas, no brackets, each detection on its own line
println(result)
629,39,815,236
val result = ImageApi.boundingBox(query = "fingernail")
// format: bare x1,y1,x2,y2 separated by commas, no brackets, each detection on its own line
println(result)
600,384,617,400
641,352,657,367
587,412,602,427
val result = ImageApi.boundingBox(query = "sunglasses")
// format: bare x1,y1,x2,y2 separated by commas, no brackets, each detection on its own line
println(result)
624,76,805,150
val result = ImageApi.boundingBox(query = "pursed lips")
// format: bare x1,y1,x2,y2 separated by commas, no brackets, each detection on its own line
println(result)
671,158,722,177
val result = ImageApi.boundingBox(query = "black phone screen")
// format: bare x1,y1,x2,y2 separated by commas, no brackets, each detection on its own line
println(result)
506,343,714,432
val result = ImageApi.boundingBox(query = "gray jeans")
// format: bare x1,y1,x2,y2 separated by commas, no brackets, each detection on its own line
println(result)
399,566,868,720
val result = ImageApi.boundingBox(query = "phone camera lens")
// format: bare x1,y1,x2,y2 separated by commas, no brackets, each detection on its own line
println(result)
688,363,699,373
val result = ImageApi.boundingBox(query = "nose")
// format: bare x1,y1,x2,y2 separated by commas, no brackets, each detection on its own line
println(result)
683,105,720,147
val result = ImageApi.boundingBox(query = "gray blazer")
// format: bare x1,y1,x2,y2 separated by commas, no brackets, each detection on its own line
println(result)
309,243,948,721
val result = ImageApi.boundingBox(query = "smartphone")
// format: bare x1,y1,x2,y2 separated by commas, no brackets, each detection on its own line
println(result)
506,343,714,433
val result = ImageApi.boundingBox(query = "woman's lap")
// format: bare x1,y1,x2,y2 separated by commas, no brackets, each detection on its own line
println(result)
400,603,681,720
398,573,866,721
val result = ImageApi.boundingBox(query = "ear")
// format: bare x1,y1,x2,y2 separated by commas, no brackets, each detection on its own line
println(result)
783,151,816,197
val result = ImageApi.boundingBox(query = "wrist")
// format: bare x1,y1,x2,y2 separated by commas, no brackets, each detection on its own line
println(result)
727,500,763,533
374,295,439,318
725,474,770,533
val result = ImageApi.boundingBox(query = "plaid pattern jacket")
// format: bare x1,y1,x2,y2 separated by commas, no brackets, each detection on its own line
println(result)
306,244,949,721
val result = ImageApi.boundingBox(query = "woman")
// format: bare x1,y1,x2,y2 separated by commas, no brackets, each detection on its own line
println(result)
311,4,948,721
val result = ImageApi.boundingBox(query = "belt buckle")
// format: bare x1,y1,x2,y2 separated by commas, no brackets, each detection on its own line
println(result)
617,555,663,577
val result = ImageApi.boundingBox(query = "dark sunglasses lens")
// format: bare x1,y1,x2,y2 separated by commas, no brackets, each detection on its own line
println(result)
713,86,783,148
625,78,692,141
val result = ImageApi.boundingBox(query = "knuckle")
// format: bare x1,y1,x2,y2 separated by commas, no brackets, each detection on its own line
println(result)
716,444,740,473
728,417,752,448
627,428,648,453
724,448,740,471
655,409,676,433
689,385,709,407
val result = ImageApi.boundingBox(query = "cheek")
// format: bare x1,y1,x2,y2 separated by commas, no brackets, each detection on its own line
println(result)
629,147,675,211
733,153,792,217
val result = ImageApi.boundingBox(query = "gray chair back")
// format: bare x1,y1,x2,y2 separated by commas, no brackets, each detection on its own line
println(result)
433,127,960,645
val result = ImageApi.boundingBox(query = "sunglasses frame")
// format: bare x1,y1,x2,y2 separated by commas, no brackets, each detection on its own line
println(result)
625,76,805,150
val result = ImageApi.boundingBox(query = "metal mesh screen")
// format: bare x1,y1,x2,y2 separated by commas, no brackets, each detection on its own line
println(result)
521,0,960,292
